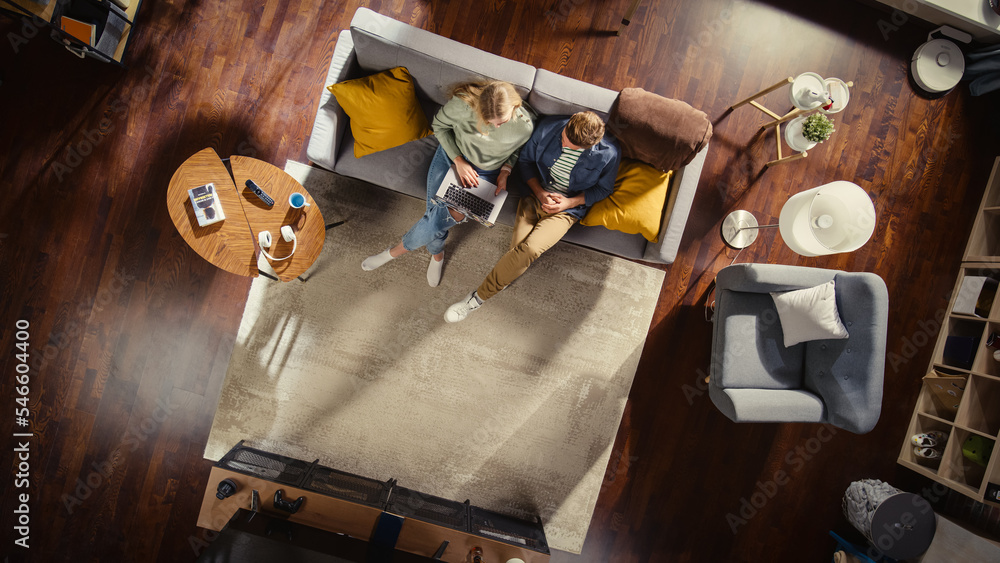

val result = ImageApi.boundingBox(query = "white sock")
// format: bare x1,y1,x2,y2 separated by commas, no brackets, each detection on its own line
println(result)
427,254,444,287
362,248,394,271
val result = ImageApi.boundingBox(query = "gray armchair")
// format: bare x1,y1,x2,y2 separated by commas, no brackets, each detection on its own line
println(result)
708,263,889,434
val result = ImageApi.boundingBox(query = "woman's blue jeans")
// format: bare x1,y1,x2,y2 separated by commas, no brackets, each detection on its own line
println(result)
400,144,500,255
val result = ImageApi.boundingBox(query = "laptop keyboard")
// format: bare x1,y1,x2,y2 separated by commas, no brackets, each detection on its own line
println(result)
444,184,494,221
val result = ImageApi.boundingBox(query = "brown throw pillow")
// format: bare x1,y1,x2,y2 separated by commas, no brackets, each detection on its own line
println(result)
608,88,712,172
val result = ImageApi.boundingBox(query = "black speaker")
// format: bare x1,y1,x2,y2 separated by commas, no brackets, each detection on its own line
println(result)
216,478,237,500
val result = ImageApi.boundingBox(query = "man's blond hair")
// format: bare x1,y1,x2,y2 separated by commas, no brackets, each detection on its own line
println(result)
565,111,604,148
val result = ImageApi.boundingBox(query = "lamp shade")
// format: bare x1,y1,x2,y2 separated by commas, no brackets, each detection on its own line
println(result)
779,181,876,256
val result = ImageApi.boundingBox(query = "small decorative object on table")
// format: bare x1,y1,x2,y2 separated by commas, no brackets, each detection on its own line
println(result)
801,113,835,143
784,113,835,152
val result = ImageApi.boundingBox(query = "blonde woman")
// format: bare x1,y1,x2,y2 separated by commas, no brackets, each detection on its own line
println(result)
362,80,535,286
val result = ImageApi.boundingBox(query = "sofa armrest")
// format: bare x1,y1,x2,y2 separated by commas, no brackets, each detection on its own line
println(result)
716,263,840,294
804,272,888,434
306,30,358,172
709,386,826,424
642,143,707,263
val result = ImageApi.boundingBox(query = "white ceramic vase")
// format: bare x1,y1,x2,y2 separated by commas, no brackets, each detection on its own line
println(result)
784,115,818,153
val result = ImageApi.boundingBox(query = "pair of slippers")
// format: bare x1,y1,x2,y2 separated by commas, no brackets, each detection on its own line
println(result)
912,431,948,459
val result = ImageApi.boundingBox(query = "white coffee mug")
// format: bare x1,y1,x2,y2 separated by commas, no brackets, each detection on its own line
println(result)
289,192,311,209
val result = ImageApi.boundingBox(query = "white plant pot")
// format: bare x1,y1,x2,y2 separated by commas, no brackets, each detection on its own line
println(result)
785,116,818,153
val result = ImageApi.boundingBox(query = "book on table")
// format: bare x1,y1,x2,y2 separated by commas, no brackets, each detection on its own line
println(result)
188,183,226,227
60,16,97,46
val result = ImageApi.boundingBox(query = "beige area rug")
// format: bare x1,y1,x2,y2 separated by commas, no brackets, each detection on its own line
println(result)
205,161,664,553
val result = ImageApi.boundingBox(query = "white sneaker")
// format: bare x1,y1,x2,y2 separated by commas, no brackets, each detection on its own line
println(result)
444,291,482,323
427,254,444,287
911,431,948,448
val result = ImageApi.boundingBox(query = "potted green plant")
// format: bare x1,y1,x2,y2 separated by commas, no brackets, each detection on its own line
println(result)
785,113,835,152
801,113,835,143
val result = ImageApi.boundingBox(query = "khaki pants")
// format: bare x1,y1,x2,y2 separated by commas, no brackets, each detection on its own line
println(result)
477,196,577,300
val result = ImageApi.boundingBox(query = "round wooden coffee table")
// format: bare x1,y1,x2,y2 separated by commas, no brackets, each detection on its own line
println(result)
167,148,326,282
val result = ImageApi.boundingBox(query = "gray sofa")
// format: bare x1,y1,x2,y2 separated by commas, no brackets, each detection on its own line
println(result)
708,264,889,434
306,8,707,264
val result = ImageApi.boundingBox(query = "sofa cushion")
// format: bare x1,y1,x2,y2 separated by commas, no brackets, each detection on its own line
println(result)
714,290,805,390
334,128,439,200
349,8,535,105
770,281,850,347
580,159,673,242
527,69,618,120
802,343,878,434
327,66,433,158
561,222,648,259
609,88,712,172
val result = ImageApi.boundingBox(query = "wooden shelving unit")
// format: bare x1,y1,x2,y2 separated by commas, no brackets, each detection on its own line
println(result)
0,0,142,66
899,157,1000,504
965,158,1000,262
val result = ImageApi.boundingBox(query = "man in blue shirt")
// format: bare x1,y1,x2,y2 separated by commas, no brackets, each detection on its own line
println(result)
445,111,620,323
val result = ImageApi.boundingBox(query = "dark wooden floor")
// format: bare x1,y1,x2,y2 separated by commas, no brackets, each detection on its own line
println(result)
1,0,998,561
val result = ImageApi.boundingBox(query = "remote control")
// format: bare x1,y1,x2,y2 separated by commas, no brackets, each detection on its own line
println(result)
246,179,274,207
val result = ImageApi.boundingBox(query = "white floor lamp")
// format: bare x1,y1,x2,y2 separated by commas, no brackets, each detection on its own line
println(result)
721,181,876,255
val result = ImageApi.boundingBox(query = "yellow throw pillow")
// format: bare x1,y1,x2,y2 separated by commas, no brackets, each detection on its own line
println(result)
326,66,433,158
581,159,673,242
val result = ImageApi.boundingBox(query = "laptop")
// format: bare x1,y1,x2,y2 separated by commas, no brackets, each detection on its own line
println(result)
433,167,508,227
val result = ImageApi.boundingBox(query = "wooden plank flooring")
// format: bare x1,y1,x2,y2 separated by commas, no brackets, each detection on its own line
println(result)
1,0,998,561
